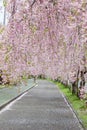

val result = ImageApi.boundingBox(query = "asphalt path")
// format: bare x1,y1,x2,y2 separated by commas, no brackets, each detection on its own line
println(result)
0,80,84,130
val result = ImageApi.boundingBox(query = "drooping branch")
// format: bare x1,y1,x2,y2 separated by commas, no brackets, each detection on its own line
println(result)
11,0,16,17
31,0,36,7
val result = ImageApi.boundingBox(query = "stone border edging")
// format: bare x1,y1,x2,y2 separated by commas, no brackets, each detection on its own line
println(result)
62,93,86,130
0,83,37,111
55,81,85,130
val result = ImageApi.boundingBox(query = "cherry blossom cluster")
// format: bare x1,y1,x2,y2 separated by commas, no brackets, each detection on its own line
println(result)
0,0,87,87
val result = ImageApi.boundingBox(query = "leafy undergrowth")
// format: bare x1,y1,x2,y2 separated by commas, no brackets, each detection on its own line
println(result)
0,84,14,89
54,81,87,129
0,85,6,89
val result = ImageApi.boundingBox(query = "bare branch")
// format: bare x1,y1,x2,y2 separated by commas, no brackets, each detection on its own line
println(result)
31,0,36,7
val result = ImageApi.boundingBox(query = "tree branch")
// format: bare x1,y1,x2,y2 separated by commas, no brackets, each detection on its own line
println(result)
31,0,36,7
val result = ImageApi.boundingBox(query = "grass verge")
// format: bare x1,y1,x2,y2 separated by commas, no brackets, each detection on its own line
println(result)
54,81,87,129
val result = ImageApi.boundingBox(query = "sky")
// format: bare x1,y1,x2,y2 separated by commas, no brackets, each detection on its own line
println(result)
0,0,9,25
0,0,4,24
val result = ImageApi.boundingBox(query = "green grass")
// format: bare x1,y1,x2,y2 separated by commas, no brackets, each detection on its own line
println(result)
0,84,14,89
0,85,6,89
54,81,87,129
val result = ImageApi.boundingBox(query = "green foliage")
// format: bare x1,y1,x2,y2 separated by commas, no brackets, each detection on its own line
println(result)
0,85,5,89
30,24,38,34
7,45,12,52
0,27,4,34
5,55,9,62
22,75,28,80
3,0,7,7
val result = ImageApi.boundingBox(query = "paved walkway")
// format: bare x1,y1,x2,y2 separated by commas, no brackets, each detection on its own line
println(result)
0,79,34,107
0,80,84,130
